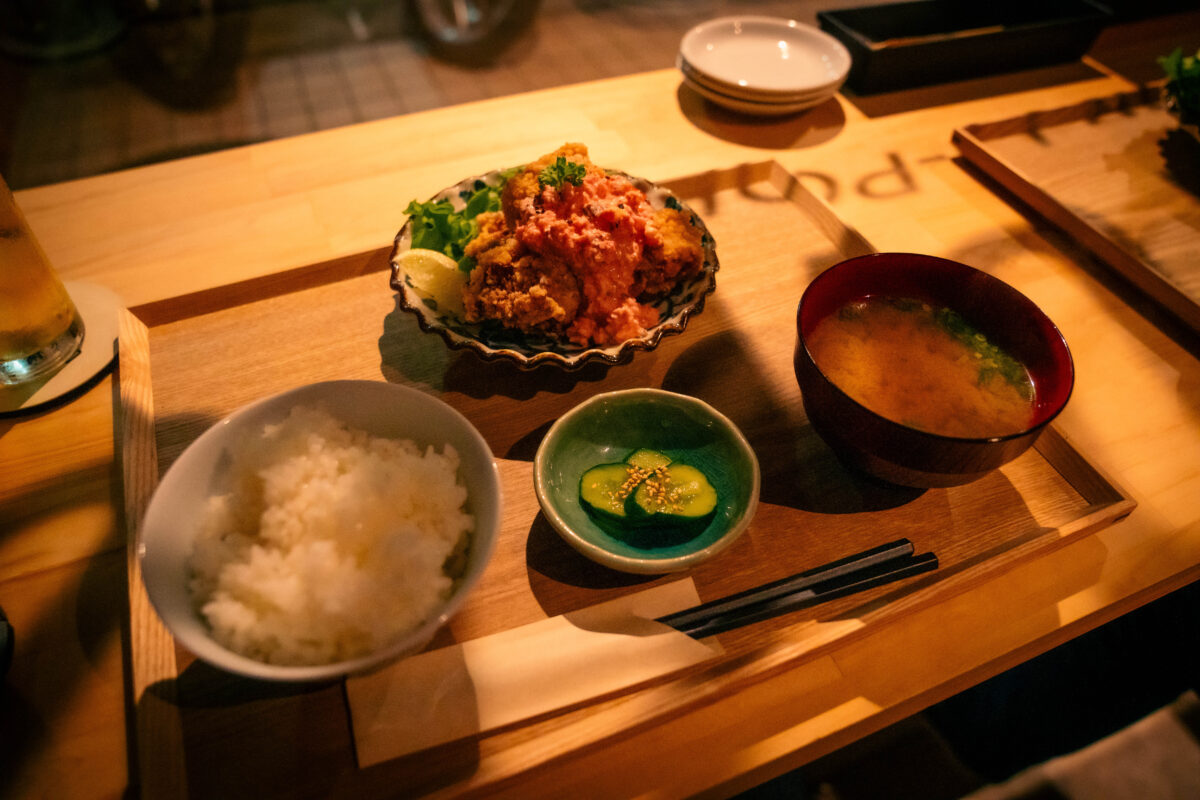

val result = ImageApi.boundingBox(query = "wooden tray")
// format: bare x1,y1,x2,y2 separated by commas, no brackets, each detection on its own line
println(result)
952,85,1200,335
117,160,1134,799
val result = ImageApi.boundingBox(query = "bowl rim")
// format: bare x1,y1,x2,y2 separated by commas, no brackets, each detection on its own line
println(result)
677,64,840,117
796,252,1075,446
676,52,846,104
138,379,502,682
679,15,852,95
389,168,719,371
533,387,761,574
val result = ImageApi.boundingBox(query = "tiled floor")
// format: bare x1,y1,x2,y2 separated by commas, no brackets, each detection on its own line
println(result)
0,0,873,190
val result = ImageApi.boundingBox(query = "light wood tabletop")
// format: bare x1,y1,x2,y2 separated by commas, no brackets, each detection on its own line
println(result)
4,13,1200,799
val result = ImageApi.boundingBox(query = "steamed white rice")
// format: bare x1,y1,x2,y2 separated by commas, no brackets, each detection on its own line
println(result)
188,404,474,666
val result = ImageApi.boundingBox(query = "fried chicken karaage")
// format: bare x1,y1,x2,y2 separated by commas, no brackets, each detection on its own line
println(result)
462,143,705,346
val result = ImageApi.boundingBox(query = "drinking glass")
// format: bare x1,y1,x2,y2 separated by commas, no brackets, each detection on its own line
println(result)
1,174,85,386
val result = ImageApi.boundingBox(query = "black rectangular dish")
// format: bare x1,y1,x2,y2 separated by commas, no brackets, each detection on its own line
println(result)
817,0,1112,94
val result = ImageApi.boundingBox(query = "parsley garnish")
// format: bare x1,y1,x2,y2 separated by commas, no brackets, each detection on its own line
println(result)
537,156,586,189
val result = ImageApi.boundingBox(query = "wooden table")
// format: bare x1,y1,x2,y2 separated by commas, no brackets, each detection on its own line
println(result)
4,13,1200,798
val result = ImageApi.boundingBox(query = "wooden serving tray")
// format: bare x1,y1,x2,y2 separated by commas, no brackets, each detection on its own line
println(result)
117,160,1134,799
952,85,1200,335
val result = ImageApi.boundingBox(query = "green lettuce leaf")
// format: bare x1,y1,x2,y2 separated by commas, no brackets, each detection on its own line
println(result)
404,181,503,272
1160,47,1200,125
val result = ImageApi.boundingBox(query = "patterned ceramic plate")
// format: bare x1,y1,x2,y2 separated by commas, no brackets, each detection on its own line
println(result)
388,168,718,370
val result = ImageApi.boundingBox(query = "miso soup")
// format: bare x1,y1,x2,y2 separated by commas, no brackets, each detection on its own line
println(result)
806,296,1035,438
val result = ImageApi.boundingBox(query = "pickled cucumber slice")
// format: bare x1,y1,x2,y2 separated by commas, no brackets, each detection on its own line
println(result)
580,452,719,544
631,463,718,522
579,462,643,520
624,448,673,471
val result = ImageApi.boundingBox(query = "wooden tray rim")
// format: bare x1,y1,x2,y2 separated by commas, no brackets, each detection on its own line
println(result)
951,83,1200,334
115,159,1136,796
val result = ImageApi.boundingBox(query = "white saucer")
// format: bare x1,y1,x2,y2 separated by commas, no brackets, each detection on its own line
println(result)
679,16,851,96
0,281,123,415
681,72,835,116
678,53,843,104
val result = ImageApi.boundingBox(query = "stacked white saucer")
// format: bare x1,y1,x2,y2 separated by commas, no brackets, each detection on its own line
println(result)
678,16,851,116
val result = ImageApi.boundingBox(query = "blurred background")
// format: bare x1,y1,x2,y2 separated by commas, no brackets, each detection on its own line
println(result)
0,0,887,190
7,0,1193,192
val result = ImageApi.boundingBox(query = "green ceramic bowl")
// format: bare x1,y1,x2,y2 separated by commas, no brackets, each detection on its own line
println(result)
534,388,760,574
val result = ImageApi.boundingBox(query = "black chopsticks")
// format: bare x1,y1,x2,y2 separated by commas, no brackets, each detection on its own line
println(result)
656,539,938,639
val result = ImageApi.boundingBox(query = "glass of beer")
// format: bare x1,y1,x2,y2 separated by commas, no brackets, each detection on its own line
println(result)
1,174,85,386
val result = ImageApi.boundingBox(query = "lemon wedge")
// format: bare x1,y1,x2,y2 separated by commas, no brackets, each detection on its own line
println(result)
396,248,467,315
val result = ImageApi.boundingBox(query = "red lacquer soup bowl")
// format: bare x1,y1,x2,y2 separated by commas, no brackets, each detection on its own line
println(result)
794,253,1074,488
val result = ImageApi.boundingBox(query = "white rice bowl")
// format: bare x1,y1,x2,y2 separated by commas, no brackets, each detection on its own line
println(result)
138,380,501,682
189,405,474,667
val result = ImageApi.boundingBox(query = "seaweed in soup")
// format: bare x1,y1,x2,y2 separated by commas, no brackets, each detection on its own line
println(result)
807,296,1035,439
